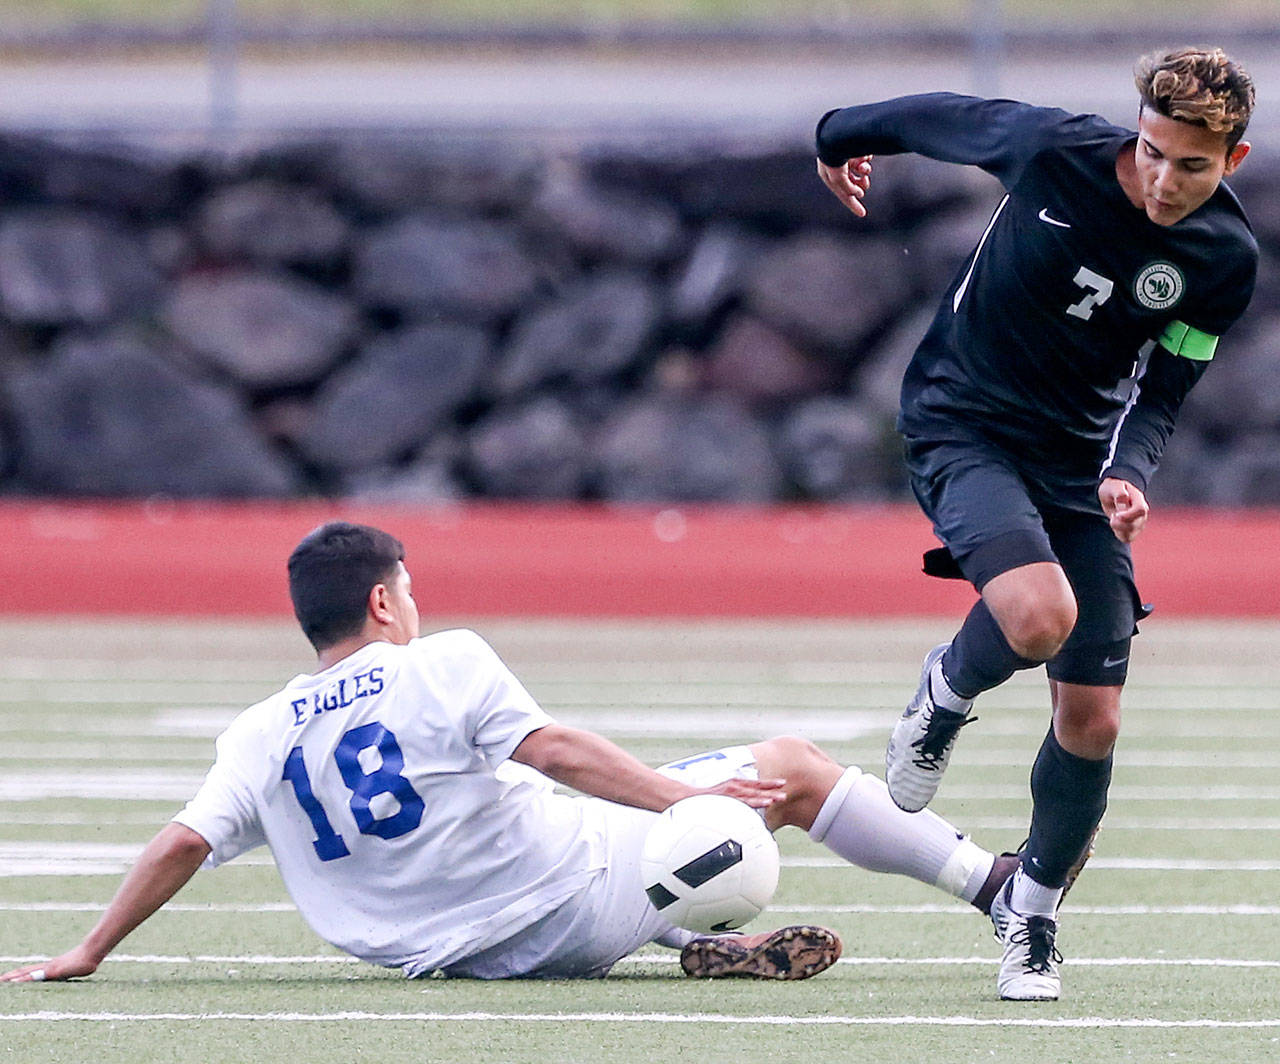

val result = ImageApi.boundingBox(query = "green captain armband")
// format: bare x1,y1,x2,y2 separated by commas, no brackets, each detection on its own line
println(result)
1158,320,1219,362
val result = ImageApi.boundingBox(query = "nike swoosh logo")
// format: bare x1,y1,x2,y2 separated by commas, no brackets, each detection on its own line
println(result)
1038,208,1071,228
1103,655,1129,669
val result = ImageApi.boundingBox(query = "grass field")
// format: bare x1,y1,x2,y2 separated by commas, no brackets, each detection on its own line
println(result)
3,615,1280,1063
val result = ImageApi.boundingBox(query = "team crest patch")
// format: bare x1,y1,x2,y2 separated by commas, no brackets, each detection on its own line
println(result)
1134,262,1185,310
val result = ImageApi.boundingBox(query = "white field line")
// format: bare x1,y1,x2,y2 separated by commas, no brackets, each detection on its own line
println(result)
3,954,1279,970
12,814,1280,832
0,902,296,912
0,653,1273,684
11,749,1280,771
6,902,1280,917
4,842,1280,878
10,814,1280,829
11,770,1280,804
3,1011,1280,1029
10,813,1271,832
780,856,1280,871
5,715,1278,743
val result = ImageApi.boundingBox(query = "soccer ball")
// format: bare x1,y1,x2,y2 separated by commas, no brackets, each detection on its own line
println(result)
640,794,780,933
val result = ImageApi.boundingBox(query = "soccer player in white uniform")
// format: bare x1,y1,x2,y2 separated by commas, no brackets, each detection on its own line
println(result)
2,522,1018,985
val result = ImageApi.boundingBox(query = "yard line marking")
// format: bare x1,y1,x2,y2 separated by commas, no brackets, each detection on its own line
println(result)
13,772,1280,805
0,903,295,913
5,843,1280,878
0,843,274,877
960,816,1280,831
7,749,1280,771
4,954,1278,969
9,715,1280,742
779,855,1280,871
0,955,357,965
768,904,1280,916
4,1011,1280,1028
8,902,1280,916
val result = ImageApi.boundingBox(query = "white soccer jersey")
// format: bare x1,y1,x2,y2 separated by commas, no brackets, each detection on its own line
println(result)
172,629,616,976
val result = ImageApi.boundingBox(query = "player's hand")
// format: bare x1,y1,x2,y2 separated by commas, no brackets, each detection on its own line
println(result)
1099,477,1150,542
695,777,788,809
0,945,101,984
816,156,873,217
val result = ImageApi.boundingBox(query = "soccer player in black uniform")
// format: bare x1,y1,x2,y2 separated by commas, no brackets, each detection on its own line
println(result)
815,47,1257,999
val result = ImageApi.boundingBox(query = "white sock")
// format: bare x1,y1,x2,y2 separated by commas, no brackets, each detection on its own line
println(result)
655,927,696,948
809,766,994,903
930,658,972,714
1009,866,1063,917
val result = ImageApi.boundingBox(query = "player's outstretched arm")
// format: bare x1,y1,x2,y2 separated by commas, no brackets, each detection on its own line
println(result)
512,724,786,813
1098,477,1150,543
816,156,873,217
0,822,211,984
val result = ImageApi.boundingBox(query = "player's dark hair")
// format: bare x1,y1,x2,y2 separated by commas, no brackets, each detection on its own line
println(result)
1135,47,1255,150
288,522,405,651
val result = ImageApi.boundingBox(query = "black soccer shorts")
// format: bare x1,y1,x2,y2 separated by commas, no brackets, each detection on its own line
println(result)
905,433,1151,687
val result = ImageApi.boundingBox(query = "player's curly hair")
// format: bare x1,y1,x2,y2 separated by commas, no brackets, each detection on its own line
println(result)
1135,47,1255,149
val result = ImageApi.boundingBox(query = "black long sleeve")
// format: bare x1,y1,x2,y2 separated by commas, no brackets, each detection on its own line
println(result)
1101,345,1207,493
816,93,1078,189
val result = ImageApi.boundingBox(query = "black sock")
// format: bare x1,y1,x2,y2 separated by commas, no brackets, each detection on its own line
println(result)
1023,726,1111,887
942,599,1040,700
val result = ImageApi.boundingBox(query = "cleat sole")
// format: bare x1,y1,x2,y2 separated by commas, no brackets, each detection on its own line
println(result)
680,925,842,981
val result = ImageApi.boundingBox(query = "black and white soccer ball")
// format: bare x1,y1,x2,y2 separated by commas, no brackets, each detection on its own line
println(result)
640,794,781,933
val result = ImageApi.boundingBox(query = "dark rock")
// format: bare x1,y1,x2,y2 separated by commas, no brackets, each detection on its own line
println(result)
467,396,590,499
852,305,937,422
776,396,904,500
352,216,541,323
197,180,349,266
668,224,763,331
594,391,782,502
744,231,911,354
1212,435,1280,504
163,269,359,389
7,331,298,497
601,146,844,233
1178,316,1280,439
23,134,190,218
297,322,492,474
876,154,1002,231
495,272,658,396
905,206,992,296
1147,428,1216,505
342,436,465,502
0,209,162,326
702,314,841,406
525,163,683,266
256,135,537,217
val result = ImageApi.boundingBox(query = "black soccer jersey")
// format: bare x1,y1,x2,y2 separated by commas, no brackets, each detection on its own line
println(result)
816,93,1258,493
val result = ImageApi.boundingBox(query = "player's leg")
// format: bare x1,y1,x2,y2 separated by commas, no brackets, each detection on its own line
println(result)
749,736,1016,913
991,509,1142,1000
888,438,1077,811
657,742,1013,980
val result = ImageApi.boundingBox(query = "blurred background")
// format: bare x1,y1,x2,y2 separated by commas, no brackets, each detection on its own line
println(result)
0,1,1277,511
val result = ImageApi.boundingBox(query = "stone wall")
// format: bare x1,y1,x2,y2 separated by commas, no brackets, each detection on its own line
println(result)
1,129,1276,505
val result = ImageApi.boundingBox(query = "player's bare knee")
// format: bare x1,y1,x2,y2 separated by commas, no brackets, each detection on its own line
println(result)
751,736,841,829
752,735,832,781
1003,596,1077,662
1055,698,1121,759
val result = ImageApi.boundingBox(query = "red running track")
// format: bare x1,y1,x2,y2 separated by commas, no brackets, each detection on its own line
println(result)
0,500,1275,618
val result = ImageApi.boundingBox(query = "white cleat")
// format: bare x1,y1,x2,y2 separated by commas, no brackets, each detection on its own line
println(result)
885,642,974,812
990,878,1062,1001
